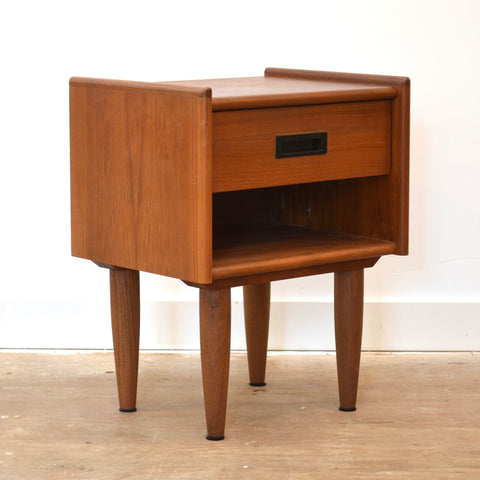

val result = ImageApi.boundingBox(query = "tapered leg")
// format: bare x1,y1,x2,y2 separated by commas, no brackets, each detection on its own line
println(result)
334,269,364,412
110,268,140,412
243,283,270,386
200,288,231,441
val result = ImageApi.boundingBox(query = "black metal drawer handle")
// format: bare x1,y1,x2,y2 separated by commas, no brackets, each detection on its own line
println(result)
275,132,327,159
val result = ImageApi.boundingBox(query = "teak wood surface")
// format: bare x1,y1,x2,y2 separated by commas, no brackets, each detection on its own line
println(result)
165,73,398,111
69,68,410,440
334,269,364,411
211,224,395,280
243,283,271,386
70,67,409,284
70,78,213,284
212,100,391,192
109,268,140,412
199,288,231,440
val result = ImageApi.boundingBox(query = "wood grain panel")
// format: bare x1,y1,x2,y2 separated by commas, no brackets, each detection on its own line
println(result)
70,78,213,283
212,101,391,192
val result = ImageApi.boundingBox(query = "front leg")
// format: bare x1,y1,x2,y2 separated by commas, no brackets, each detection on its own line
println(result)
199,288,231,440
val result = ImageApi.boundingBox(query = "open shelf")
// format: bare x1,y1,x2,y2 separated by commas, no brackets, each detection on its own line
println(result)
212,223,396,280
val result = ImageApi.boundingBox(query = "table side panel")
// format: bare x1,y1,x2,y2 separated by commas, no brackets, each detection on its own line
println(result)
70,79,212,282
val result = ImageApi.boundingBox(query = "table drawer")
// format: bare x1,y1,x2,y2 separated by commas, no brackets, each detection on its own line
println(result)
212,100,392,192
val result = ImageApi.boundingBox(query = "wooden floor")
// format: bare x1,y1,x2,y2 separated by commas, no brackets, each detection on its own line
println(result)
1,352,479,479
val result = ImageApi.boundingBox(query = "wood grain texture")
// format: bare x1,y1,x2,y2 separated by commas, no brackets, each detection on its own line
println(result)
162,75,397,111
70,78,213,283
243,283,270,386
265,67,409,88
110,268,140,412
199,288,231,440
390,79,410,254
334,269,364,411
212,101,391,192
258,180,407,252
263,68,410,254
69,69,411,442
185,258,379,290
212,224,395,280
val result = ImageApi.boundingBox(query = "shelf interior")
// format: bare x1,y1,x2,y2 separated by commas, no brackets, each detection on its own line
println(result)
212,223,395,280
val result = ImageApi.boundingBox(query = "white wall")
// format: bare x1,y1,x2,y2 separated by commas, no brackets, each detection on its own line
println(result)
1,0,479,350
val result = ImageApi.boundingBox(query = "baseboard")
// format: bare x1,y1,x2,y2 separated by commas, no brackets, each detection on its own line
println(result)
0,301,479,351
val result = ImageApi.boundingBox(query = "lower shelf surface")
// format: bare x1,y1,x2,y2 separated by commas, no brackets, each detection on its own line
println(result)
212,223,395,280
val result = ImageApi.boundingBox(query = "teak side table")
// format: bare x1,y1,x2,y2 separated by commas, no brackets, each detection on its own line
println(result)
69,68,410,440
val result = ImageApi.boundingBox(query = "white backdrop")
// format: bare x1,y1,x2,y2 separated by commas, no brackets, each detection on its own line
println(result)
1,0,479,350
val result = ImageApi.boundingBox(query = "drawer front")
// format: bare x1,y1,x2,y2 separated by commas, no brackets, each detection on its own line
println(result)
212,101,392,192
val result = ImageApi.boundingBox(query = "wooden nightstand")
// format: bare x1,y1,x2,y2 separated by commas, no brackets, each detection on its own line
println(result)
70,68,410,440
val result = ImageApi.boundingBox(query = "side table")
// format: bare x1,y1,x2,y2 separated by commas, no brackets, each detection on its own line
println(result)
70,68,410,440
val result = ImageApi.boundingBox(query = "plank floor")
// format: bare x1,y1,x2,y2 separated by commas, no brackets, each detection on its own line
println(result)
1,352,479,479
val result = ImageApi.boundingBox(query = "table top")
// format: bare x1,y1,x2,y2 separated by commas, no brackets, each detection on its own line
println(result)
162,74,398,110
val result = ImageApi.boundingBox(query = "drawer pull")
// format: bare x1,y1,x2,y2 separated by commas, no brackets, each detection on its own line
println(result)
275,132,327,159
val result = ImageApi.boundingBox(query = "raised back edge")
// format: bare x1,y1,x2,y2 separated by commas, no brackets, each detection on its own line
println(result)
265,67,410,90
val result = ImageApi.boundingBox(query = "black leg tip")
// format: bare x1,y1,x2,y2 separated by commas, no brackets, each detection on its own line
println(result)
206,435,225,441
119,408,137,413
249,382,266,387
339,407,357,412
